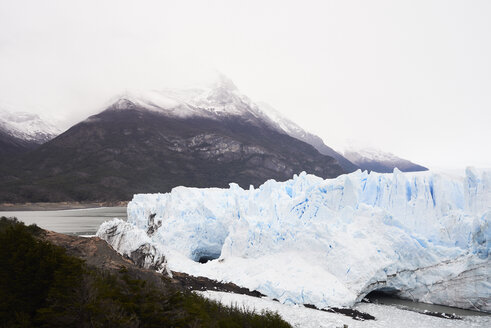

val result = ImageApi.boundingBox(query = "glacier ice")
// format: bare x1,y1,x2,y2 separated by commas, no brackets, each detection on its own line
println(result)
97,168,490,311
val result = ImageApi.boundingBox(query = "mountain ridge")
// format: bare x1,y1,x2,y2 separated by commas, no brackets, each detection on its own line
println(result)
0,76,429,202
103,77,359,173
0,99,345,202
0,107,60,156
343,144,428,173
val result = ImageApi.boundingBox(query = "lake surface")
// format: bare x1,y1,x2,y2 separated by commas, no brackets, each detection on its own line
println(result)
0,207,127,236
366,292,489,317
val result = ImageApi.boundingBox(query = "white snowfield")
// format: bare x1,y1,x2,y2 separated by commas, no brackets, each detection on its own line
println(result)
97,168,490,312
0,107,60,143
197,291,491,328
106,75,268,121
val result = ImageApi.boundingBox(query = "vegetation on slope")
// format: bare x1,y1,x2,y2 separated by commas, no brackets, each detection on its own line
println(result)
0,217,291,327
0,108,344,203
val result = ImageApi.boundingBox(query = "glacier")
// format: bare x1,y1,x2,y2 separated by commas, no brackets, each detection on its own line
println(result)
97,168,490,312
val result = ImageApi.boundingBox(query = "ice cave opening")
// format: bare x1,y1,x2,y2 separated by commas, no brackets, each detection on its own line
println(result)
192,248,222,264
364,287,403,303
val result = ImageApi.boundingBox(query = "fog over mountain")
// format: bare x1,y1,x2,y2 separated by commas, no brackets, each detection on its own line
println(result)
0,1,489,169
0,78,347,202
0,74,429,181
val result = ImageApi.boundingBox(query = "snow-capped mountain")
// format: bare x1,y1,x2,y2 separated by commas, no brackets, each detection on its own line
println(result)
101,75,426,175
256,102,426,174
0,75,426,201
104,75,358,172
255,101,359,172
0,76,345,202
0,107,61,156
0,108,60,144
97,167,490,312
106,75,267,122
343,143,428,173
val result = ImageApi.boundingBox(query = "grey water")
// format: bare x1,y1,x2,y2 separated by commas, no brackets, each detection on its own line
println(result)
0,207,127,236
365,292,489,317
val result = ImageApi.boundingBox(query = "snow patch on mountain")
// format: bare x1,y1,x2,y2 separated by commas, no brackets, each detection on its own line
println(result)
103,75,357,172
109,83,313,140
106,75,267,122
341,141,428,173
0,106,61,143
342,142,407,164
255,101,307,139
97,168,490,312
256,101,359,172
345,147,401,163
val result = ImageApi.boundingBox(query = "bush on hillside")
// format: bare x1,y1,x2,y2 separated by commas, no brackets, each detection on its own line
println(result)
0,217,290,328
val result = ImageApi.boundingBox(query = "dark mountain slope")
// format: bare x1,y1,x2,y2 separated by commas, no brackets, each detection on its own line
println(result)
343,148,428,173
348,157,428,173
255,101,359,173
299,134,359,173
0,102,344,202
0,108,60,157
0,129,39,156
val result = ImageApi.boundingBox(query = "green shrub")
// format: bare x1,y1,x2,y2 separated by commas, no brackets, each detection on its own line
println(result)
0,217,291,327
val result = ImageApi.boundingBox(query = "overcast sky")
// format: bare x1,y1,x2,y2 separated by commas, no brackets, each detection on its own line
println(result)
0,0,490,169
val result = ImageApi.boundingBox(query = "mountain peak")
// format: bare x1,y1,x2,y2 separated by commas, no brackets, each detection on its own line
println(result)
99,77,358,173
212,73,238,91
112,98,138,110
0,107,60,144
104,75,256,119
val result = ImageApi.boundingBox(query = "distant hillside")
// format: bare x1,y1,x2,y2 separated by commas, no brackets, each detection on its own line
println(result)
256,102,359,173
0,129,38,156
1,76,428,203
343,146,428,173
254,101,427,174
0,107,60,156
0,97,344,202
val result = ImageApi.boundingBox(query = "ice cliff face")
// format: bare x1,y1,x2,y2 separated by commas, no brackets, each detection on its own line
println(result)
97,168,490,312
